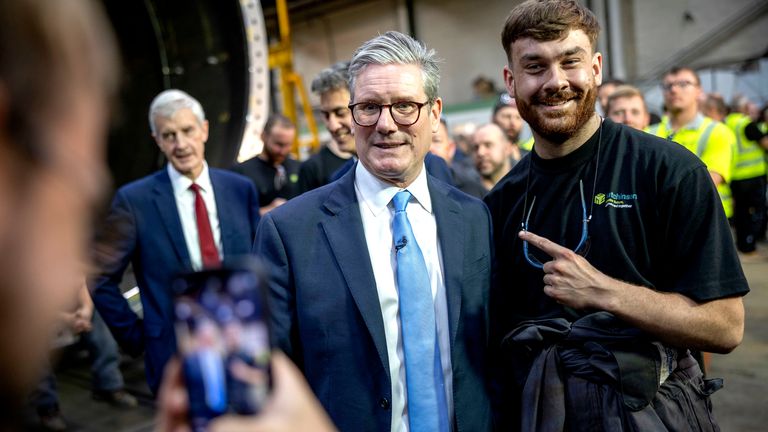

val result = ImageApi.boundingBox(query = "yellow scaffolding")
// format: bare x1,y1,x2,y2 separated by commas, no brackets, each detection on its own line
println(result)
267,0,319,157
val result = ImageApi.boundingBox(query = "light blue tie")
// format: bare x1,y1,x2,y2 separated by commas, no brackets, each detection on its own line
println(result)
392,190,449,432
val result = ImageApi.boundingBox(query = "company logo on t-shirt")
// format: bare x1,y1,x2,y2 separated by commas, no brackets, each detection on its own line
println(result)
594,192,637,209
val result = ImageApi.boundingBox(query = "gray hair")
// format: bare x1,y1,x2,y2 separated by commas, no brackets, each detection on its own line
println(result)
311,61,350,95
348,31,440,103
148,89,206,135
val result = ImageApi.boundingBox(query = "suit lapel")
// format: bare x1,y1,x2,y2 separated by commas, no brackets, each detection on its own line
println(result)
153,171,192,269
429,178,464,346
210,170,236,256
321,168,390,373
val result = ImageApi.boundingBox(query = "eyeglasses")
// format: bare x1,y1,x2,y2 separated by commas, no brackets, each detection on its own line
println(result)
520,118,603,269
661,80,696,92
348,101,430,127
521,180,592,268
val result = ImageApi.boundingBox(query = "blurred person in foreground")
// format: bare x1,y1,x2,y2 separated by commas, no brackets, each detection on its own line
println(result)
0,2,329,431
0,0,118,426
486,0,748,429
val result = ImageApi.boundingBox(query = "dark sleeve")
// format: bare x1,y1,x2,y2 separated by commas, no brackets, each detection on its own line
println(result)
88,190,145,356
484,190,520,429
657,166,749,301
253,214,303,369
744,122,765,142
245,180,261,242
297,159,321,195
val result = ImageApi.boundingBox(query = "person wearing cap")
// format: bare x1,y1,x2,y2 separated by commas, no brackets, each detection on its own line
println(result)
492,93,529,159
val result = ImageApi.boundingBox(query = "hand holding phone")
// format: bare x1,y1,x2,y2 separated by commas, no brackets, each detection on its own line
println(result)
171,261,272,431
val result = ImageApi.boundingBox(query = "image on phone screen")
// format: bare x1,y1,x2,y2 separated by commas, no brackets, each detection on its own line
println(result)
172,264,271,431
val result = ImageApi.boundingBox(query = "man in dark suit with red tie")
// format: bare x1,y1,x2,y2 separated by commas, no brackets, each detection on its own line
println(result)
90,89,260,394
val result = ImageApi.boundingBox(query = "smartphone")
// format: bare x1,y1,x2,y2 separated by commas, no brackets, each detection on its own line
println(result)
172,259,272,431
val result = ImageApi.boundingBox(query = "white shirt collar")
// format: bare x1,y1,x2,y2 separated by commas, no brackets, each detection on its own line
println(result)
167,162,213,195
354,161,432,217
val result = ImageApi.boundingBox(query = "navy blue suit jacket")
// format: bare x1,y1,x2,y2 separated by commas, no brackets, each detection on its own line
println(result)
90,168,260,393
254,165,492,431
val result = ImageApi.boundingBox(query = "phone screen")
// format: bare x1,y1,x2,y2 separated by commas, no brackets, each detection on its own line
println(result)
172,262,271,431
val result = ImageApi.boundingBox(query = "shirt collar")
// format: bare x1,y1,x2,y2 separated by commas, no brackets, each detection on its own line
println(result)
167,162,213,195
684,113,705,130
666,113,704,131
354,161,432,217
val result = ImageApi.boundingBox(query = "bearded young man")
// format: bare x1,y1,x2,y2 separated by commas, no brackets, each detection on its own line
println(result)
484,1,748,430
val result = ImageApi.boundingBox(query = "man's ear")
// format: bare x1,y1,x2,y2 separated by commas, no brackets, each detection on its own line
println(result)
592,52,603,87
430,97,443,133
200,119,209,143
503,65,515,97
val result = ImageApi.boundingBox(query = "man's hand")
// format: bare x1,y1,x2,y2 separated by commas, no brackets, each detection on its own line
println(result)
518,230,745,352
155,353,337,432
519,230,614,311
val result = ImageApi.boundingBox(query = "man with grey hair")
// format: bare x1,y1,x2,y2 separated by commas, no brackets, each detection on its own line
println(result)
298,61,356,194
90,89,261,394
255,31,492,431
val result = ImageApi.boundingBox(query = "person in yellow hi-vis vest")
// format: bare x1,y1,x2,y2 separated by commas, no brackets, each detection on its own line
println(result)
725,97,767,254
647,67,736,218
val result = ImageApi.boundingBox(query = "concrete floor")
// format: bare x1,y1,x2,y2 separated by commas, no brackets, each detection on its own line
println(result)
38,246,768,431
709,246,768,432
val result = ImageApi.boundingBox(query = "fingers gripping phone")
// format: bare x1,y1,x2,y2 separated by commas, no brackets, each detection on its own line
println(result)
172,260,272,431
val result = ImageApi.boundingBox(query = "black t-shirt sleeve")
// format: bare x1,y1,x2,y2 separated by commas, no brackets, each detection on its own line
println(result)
297,159,320,195
656,165,749,301
744,122,765,142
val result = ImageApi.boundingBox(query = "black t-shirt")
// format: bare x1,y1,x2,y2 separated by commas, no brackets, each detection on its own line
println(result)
232,156,301,206
296,146,349,194
484,118,749,335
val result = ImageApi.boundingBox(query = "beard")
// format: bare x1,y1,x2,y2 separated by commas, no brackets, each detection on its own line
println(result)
516,82,597,144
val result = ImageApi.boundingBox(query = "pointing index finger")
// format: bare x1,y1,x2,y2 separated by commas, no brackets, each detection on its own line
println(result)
518,230,569,259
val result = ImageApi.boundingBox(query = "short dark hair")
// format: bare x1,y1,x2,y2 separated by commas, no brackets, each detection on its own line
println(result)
600,78,626,89
311,61,350,95
664,66,701,86
262,113,295,136
501,0,600,63
606,85,647,113
703,93,728,119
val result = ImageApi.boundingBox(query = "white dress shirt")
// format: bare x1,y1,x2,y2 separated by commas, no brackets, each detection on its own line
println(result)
168,162,223,270
354,162,454,432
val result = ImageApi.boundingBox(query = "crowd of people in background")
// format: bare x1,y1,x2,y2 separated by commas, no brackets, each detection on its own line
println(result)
2,0,765,431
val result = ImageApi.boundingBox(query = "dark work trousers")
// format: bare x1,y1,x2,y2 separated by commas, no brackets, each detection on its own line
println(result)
731,175,767,252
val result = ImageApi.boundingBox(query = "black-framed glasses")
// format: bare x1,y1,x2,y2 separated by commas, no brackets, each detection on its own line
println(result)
521,180,592,269
520,118,603,269
348,101,430,127
661,80,696,92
